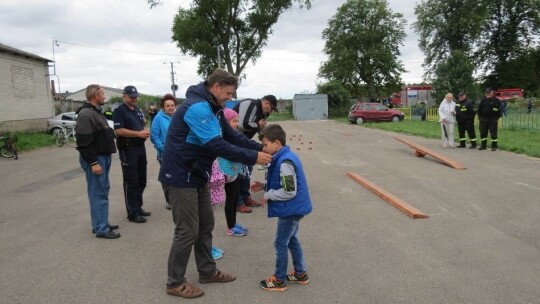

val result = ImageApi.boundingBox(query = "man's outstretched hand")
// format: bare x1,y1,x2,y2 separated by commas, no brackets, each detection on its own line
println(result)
256,152,272,165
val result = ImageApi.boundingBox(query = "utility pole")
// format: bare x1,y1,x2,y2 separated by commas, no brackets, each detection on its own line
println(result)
167,62,179,98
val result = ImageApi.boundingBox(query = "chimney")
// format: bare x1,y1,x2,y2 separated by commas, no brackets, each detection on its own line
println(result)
51,80,56,94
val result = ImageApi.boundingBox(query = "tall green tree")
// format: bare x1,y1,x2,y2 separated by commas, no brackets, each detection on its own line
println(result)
413,0,487,76
316,81,351,118
149,0,310,79
414,0,540,94
483,47,540,95
319,0,406,99
477,0,540,69
431,50,478,102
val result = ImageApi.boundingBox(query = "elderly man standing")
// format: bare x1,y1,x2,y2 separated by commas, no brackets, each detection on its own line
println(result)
76,84,120,239
113,85,151,224
233,94,278,212
159,69,272,299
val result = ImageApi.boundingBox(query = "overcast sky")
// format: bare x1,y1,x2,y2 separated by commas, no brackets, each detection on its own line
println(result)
0,0,424,100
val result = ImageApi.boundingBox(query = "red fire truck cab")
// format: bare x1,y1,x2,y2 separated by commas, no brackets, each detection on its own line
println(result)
390,86,434,106
494,88,523,100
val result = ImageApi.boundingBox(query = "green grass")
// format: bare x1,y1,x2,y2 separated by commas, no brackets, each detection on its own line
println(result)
268,112,295,121
9,132,56,152
338,119,540,158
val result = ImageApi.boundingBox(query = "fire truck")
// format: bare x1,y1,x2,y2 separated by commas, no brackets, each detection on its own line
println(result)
390,85,435,106
494,88,523,100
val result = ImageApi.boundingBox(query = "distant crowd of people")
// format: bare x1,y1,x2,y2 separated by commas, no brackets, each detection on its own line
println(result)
75,68,312,298
437,88,507,151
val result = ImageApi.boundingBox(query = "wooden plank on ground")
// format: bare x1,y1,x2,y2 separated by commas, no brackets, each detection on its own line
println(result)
394,136,466,170
347,172,429,219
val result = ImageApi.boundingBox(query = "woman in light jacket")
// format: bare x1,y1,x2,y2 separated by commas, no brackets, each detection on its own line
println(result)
150,93,176,209
438,93,456,148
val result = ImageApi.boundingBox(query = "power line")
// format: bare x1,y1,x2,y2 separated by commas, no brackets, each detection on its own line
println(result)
55,40,181,57
103,0,152,42
80,0,134,40
109,0,159,42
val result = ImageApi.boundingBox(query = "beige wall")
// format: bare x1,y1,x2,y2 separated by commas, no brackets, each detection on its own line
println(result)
0,118,47,132
0,52,54,126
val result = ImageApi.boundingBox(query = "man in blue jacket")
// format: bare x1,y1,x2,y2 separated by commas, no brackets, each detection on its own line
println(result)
159,69,272,299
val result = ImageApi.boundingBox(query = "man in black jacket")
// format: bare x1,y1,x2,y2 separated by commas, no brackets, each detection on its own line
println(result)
76,84,120,239
477,88,502,151
455,92,477,149
233,95,277,211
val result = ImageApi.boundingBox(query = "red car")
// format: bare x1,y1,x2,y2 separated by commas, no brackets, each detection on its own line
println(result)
348,102,405,124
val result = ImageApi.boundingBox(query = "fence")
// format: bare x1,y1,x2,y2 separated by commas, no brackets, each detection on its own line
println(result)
54,99,85,115
400,107,539,130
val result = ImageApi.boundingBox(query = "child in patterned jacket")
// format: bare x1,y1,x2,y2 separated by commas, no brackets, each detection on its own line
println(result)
209,160,226,259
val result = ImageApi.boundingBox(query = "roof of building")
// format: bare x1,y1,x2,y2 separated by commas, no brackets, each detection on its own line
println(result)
0,42,52,62
65,86,125,97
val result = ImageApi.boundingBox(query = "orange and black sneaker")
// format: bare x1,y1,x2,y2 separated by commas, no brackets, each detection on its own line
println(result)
286,271,310,285
259,275,287,292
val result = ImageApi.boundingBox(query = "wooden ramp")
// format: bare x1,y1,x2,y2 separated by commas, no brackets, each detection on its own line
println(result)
394,136,466,170
347,172,428,219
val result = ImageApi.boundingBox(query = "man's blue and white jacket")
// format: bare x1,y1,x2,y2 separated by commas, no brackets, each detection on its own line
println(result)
159,82,262,188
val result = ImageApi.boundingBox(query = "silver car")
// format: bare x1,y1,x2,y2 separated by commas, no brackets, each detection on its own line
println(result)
47,111,114,135
47,112,77,135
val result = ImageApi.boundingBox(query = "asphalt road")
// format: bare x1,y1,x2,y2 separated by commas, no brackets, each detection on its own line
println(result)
1,120,539,304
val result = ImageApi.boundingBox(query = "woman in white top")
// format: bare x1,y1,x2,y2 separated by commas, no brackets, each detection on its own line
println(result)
438,93,456,147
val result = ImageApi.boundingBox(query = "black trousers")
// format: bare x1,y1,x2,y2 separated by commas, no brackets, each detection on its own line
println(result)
479,119,498,146
457,119,476,143
119,145,147,218
224,179,240,229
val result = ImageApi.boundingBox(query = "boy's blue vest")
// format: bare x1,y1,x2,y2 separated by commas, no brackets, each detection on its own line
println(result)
266,145,312,218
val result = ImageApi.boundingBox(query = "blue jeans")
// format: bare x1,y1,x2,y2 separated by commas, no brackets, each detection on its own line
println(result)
274,215,306,282
80,155,112,235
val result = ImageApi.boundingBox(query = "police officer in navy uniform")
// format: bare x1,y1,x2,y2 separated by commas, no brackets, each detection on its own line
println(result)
113,85,151,223
455,92,477,149
477,88,502,151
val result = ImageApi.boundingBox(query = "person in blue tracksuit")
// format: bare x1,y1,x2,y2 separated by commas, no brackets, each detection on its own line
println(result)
159,69,272,299
251,124,313,292
150,93,176,209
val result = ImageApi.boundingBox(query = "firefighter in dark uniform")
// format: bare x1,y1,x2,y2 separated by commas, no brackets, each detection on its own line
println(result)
113,85,151,223
455,92,477,149
477,88,502,151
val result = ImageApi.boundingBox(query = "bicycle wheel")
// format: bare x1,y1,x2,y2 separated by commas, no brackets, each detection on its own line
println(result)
67,132,77,147
0,145,14,158
55,130,66,147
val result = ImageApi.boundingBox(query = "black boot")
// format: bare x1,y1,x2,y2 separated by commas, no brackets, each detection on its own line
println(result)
469,142,477,149
491,141,498,151
478,142,487,150
457,140,466,148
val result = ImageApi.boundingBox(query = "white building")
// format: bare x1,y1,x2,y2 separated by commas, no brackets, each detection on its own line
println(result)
0,42,53,132
65,86,124,102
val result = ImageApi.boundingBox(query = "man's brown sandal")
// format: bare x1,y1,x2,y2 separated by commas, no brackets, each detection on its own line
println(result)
166,282,204,298
199,270,237,284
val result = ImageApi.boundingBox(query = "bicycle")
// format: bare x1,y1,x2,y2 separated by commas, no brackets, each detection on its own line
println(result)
55,126,77,147
0,134,18,160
